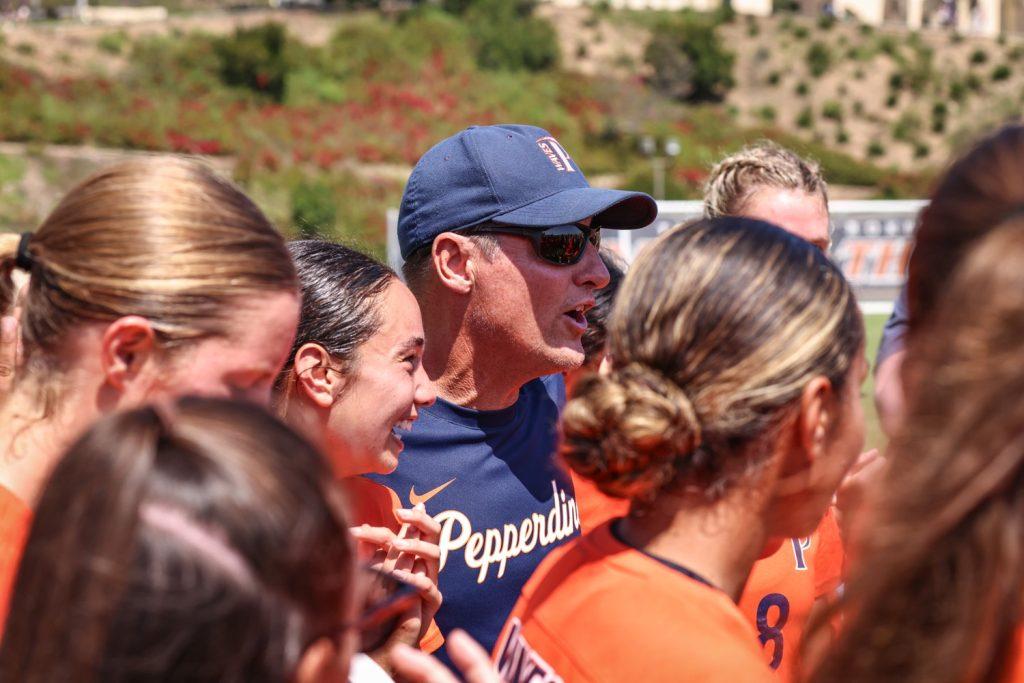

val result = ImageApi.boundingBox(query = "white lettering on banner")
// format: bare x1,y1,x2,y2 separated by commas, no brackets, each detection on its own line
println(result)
495,618,564,683
435,481,580,584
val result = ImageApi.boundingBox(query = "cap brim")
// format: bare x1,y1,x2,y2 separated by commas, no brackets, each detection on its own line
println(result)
491,188,657,230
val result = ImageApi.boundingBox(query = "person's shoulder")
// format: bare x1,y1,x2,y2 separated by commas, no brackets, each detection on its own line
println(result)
343,477,402,531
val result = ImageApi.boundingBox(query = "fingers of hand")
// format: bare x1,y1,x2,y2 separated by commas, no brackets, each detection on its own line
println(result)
390,567,439,598
391,538,440,562
390,643,460,683
447,630,500,683
395,506,442,542
350,525,398,547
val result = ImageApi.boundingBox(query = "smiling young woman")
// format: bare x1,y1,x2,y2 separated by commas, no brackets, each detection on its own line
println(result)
274,240,442,674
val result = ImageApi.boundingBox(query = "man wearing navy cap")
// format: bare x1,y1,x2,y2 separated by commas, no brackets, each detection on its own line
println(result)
374,124,657,660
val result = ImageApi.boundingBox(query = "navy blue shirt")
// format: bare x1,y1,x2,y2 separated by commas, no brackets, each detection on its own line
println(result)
371,374,579,660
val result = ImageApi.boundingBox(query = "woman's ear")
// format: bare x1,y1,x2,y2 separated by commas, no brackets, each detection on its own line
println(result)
795,376,835,468
101,316,157,391
294,343,344,409
294,637,346,683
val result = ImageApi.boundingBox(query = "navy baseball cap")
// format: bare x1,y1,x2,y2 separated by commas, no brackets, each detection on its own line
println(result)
397,124,658,259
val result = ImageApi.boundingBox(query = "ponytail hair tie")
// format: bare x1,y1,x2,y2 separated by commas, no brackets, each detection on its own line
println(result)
14,232,33,271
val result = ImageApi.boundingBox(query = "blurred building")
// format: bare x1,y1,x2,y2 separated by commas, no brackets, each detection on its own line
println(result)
548,0,1021,34
548,0,773,17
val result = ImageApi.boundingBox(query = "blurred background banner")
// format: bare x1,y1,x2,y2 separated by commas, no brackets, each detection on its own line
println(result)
388,199,924,311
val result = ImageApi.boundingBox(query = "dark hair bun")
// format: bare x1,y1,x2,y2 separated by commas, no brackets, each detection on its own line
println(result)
560,364,701,501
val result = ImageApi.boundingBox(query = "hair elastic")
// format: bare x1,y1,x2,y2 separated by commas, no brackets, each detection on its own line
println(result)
14,232,33,271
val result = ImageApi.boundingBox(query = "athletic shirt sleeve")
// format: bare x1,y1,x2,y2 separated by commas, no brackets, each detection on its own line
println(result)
0,484,32,632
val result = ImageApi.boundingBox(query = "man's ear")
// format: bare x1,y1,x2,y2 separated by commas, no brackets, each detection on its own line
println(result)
101,316,157,391
432,233,477,295
294,343,344,409
293,637,345,683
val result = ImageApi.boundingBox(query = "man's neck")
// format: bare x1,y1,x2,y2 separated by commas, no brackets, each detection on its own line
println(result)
616,492,770,603
423,327,534,412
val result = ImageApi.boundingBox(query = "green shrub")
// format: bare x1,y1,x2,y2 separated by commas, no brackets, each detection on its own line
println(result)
291,180,337,238
858,23,874,36
576,42,588,59
213,23,289,102
795,80,809,96
767,70,781,85
867,140,885,157
913,142,930,158
98,31,128,55
892,111,922,142
467,0,560,72
836,128,850,144
644,13,735,102
992,63,1011,81
931,101,948,132
1008,45,1024,62
747,20,760,37
14,42,35,56
817,15,836,30
949,79,967,102
886,92,898,107
876,35,898,56
822,100,843,122
757,105,776,122
796,105,813,128
970,48,988,64
793,25,809,39
966,72,983,90
806,41,832,77
889,72,904,90
852,100,864,116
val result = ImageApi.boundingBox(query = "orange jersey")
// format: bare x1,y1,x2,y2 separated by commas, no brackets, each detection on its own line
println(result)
1007,626,1024,679
569,471,628,533
341,477,444,654
738,510,844,680
494,521,773,683
0,484,32,628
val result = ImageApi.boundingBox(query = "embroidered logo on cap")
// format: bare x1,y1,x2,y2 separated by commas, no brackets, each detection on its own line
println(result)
536,136,576,173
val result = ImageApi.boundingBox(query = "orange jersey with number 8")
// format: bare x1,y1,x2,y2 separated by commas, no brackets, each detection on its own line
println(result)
738,509,844,681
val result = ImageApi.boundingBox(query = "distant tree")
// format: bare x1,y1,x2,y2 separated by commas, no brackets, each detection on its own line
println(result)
214,23,289,102
644,14,735,103
465,0,558,72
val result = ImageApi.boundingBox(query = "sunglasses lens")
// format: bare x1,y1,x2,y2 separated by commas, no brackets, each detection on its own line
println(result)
535,225,598,265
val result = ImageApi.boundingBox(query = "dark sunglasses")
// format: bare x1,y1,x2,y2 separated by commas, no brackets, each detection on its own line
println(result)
351,565,421,653
471,222,601,265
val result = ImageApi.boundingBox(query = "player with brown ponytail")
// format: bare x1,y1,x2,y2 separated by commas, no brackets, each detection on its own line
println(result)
0,157,300,620
494,216,866,683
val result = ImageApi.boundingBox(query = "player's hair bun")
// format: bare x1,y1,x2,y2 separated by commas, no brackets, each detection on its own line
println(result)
560,364,702,502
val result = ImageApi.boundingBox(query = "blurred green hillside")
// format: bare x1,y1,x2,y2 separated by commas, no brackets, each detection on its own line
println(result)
0,2,936,248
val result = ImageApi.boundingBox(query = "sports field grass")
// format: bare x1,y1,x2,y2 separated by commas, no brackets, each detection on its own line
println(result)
862,313,888,452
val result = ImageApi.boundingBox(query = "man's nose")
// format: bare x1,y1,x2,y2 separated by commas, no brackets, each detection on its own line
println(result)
573,240,610,290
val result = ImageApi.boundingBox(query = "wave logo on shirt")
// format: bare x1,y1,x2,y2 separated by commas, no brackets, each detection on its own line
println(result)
495,618,564,683
434,481,579,584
